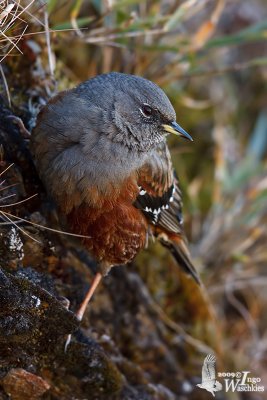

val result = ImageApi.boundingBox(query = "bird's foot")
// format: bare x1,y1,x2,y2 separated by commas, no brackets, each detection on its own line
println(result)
64,272,102,352
64,334,72,352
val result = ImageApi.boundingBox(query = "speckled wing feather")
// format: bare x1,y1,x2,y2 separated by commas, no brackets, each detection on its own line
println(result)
135,141,184,234
135,141,200,284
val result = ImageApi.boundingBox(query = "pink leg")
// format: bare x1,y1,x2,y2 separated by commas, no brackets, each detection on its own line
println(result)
65,272,102,351
76,272,102,321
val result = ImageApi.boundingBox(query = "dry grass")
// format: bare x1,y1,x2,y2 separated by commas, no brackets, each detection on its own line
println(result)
0,0,37,62
1,0,267,392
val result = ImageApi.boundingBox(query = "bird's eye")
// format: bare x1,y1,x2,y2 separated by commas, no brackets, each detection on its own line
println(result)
140,104,153,118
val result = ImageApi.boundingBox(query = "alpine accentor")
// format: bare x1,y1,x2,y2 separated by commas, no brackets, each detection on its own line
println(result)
31,72,199,326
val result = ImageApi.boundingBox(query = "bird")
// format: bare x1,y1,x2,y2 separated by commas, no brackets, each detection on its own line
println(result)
30,72,200,330
196,354,222,397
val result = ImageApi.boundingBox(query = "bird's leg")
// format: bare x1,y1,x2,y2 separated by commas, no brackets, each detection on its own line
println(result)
75,272,102,321
64,272,102,351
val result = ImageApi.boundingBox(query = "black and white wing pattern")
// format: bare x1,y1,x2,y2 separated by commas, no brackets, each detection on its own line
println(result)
135,141,200,284
135,141,184,235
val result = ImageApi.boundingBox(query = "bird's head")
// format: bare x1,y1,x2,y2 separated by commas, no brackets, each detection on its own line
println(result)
77,72,192,152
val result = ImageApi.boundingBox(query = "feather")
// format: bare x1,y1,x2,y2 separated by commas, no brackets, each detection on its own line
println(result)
134,141,200,284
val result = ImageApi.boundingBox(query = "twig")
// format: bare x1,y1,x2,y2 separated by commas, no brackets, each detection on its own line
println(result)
0,23,27,63
85,28,166,44
0,183,20,192
0,63,11,107
0,210,41,243
16,0,45,27
129,273,214,354
1,210,92,239
44,10,54,78
0,163,14,177
0,193,16,202
225,276,259,343
0,3,15,23
6,26,87,38
5,115,31,138
4,0,35,31
149,298,215,354
0,193,37,207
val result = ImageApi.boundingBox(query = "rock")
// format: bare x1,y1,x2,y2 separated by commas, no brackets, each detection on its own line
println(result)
0,368,50,400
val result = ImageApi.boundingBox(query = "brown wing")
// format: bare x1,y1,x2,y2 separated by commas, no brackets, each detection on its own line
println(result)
135,141,184,235
135,141,200,284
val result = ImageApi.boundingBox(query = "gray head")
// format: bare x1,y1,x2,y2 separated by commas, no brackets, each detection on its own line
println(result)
75,72,192,152
31,73,192,211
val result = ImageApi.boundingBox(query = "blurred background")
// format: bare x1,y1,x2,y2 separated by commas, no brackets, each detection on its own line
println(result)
1,0,267,399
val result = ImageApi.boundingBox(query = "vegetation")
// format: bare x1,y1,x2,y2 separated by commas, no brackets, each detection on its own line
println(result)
0,1,267,399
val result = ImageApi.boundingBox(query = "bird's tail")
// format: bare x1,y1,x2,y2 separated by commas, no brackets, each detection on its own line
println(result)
158,232,201,285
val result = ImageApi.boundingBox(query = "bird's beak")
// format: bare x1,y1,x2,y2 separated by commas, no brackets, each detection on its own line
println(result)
162,121,193,141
